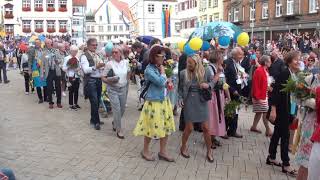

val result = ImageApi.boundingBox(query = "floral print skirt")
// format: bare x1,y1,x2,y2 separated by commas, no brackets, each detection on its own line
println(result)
133,98,175,139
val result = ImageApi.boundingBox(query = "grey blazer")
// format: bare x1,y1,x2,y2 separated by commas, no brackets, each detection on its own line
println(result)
42,48,62,78
178,68,213,102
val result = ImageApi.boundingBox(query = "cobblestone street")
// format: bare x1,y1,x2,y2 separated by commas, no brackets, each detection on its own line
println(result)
0,71,296,180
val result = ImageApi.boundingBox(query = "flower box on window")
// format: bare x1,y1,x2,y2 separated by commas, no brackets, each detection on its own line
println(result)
58,7,67,12
59,28,67,33
35,28,44,33
47,28,55,33
22,7,31,11
4,14,14,19
47,7,55,12
35,7,43,12
23,28,31,33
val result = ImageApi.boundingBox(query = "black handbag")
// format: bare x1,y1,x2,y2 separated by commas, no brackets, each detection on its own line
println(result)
199,87,212,102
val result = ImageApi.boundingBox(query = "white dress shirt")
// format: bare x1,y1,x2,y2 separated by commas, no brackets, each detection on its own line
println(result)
80,52,104,78
63,55,81,78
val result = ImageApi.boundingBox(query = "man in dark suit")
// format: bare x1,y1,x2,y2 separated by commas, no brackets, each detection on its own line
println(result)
269,49,285,81
224,47,244,138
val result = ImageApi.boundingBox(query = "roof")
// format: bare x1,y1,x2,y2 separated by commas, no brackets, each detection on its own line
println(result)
94,0,130,20
73,0,86,6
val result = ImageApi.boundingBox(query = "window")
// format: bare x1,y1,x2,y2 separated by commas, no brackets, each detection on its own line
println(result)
233,8,239,22
99,16,102,22
175,22,181,33
86,26,90,32
309,0,318,13
22,0,31,8
5,25,14,33
162,4,169,10
72,19,80,25
107,25,111,31
276,0,283,17
148,4,154,14
194,0,197,7
126,26,129,31
228,11,232,22
47,0,54,8
113,25,117,31
250,2,255,20
213,0,218,7
208,0,212,8
190,19,195,28
262,2,269,19
119,15,122,21
90,26,95,32
22,20,31,29
73,7,79,13
114,35,118,39
99,36,104,41
59,0,67,9
35,21,43,29
99,26,103,32
119,25,123,31
107,35,111,40
287,0,294,15
209,15,213,22
47,20,55,29
72,31,79,37
4,5,13,16
148,22,155,33
214,13,219,21
35,0,43,8
181,2,185,10
59,20,67,29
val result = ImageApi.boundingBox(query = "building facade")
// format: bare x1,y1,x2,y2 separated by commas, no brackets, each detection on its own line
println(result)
85,0,130,44
1,0,73,36
199,0,224,26
176,0,199,38
129,0,180,39
72,0,86,45
223,0,320,41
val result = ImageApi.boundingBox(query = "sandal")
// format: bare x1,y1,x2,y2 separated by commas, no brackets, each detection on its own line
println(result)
266,156,282,167
282,166,297,177
207,153,214,163
158,153,175,162
250,127,262,134
180,148,190,159
141,151,155,161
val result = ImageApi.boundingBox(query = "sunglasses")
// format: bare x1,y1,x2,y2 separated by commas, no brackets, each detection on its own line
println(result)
90,44,98,46
308,59,315,62
156,54,165,58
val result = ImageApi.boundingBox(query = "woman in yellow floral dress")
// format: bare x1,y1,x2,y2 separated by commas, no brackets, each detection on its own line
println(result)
133,45,175,162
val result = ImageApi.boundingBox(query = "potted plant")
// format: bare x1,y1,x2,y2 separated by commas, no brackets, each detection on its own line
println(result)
22,7,31,11
59,28,67,33
35,7,43,11
35,28,44,33
58,7,67,12
23,28,31,33
4,14,14,19
47,6,55,12
47,28,55,33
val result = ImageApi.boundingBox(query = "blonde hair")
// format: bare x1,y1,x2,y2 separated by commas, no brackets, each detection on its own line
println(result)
186,54,205,83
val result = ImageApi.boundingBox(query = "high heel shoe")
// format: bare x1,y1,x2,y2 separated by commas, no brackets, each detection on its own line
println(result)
266,156,282,167
282,166,297,177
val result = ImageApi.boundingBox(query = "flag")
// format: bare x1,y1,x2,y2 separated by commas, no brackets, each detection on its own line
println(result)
121,11,129,29
106,1,110,24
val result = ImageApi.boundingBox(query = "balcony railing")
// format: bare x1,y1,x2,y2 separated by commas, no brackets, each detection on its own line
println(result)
47,7,55,12
58,7,67,12
47,28,56,33
59,28,67,33
22,28,31,33
35,7,44,12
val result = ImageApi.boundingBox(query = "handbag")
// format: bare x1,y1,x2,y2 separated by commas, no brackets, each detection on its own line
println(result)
199,87,212,102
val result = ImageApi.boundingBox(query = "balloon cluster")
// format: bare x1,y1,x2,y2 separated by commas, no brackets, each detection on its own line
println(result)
104,41,113,54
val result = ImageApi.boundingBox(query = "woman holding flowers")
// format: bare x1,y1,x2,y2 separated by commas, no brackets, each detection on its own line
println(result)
207,50,230,147
268,51,300,177
178,54,214,162
63,45,81,110
294,73,320,180
133,45,175,162
250,55,273,137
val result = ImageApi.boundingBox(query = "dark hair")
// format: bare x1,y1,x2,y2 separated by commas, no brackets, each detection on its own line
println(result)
86,38,97,46
208,49,224,64
149,38,161,47
284,51,299,65
132,42,143,49
149,45,168,64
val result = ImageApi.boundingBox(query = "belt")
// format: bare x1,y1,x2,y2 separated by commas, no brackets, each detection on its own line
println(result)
90,77,101,80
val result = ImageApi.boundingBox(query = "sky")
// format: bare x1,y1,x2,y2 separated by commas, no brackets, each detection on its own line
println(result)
86,0,132,12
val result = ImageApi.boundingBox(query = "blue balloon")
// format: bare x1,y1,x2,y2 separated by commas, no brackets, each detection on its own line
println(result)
201,41,210,51
38,34,46,42
104,41,113,53
184,44,195,56
218,36,231,48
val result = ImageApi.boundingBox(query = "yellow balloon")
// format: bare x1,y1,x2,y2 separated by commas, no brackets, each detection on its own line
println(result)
41,43,45,48
189,38,203,51
178,40,186,52
237,32,250,46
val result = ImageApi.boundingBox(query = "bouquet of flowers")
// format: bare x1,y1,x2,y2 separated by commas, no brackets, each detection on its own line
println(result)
164,59,175,78
281,72,315,101
67,57,79,69
224,100,241,119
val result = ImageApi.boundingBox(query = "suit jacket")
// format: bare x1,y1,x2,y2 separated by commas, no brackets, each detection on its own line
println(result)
269,58,285,81
240,56,251,74
270,66,293,124
224,58,241,99
178,68,212,103
42,48,62,78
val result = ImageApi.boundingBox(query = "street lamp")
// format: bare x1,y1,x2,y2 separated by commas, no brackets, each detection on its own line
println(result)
250,1,255,43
